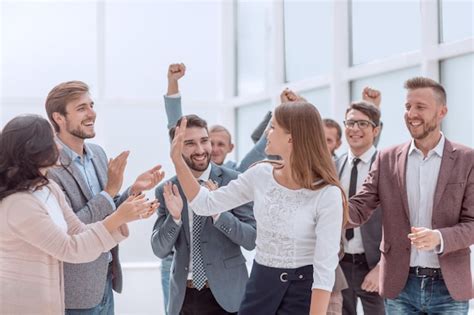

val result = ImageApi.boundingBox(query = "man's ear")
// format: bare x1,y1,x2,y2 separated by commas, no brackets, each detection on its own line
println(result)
288,137,292,144
335,139,342,150
52,112,64,129
228,143,235,153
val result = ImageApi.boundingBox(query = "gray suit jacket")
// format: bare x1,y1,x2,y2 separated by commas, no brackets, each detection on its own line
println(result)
336,152,382,268
48,143,129,309
151,164,256,315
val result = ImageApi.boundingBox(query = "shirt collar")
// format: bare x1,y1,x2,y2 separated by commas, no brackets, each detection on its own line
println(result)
348,146,376,165
56,138,94,162
197,163,212,182
408,133,445,158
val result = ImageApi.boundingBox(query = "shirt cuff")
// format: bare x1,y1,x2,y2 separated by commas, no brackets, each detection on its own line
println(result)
172,217,183,225
166,92,181,98
434,230,444,254
100,191,116,210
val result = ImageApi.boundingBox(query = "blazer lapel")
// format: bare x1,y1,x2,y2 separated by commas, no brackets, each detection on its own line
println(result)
59,150,94,201
396,142,411,219
432,140,456,215
175,179,190,245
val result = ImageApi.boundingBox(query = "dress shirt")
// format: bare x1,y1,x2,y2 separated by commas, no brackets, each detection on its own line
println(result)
341,146,377,254
407,134,445,268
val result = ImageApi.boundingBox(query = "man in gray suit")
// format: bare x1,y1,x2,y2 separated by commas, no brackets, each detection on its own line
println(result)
337,95,384,315
151,114,256,315
45,81,163,314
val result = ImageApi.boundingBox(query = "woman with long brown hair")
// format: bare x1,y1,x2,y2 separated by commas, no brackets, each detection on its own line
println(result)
166,101,346,314
0,115,161,314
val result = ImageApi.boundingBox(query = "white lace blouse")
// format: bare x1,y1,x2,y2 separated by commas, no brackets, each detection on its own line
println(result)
189,162,343,291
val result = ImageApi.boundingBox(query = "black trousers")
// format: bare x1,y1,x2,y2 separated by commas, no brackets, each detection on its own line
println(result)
239,261,313,315
340,259,384,315
180,287,236,315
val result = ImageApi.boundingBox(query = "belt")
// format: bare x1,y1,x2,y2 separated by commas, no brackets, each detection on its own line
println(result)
186,279,209,289
409,267,442,279
342,253,367,265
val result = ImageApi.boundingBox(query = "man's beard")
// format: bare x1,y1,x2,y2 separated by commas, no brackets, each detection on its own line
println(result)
406,114,438,140
66,122,95,139
183,152,211,172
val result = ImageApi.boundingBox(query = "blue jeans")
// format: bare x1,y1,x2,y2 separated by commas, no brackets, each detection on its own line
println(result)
384,273,469,314
161,254,173,315
66,270,114,315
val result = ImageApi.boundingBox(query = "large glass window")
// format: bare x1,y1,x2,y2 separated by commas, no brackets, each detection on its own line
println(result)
105,1,221,100
284,1,333,82
300,87,331,119
236,1,270,96
351,0,420,65
1,1,98,98
440,0,474,43
350,67,420,150
440,53,473,147
235,101,271,161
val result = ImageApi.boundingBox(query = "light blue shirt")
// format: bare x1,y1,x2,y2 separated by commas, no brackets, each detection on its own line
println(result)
58,139,115,209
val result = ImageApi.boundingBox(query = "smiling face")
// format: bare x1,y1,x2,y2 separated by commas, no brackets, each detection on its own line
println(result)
404,87,446,141
182,127,212,173
56,93,96,140
210,130,234,165
344,109,379,156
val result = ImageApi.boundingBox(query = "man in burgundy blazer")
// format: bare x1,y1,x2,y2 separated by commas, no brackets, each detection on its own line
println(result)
348,77,473,314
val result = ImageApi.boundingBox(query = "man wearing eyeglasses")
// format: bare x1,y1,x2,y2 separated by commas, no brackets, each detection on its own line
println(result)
337,90,385,315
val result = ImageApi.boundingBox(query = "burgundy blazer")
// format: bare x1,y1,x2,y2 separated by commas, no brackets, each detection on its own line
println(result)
348,139,474,301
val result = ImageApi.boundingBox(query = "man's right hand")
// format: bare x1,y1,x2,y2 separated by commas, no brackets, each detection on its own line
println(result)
163,181,184,221
167,63,186,95
280,88,307,103
104,150,130,198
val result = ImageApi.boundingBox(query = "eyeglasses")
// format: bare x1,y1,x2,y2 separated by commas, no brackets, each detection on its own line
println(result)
343,119,376,129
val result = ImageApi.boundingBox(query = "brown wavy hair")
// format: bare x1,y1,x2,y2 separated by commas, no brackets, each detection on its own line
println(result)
0,115,58,200
274,102,348,222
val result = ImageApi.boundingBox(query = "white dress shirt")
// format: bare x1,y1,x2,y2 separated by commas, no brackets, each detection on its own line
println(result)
406,134,445,268
341,146,377,254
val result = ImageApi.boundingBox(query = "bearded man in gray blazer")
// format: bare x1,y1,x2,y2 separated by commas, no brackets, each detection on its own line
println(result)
151,114,256,315
46,81,163,314
348,77,474,314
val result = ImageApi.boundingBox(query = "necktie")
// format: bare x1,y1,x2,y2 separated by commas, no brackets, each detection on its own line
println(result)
191,180,207,290
345,157,361,241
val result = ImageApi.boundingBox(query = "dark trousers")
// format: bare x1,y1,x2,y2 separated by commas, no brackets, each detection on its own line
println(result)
239,260,313,315
180,287,236,315
340,258,384,315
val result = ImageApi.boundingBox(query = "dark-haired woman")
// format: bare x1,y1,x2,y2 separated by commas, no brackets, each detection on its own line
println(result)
168,102,346,314
0,115,162,314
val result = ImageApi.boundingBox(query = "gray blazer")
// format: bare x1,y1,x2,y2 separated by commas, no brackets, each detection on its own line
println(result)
336,152,382,268
48,143,129,309
151,164,256,315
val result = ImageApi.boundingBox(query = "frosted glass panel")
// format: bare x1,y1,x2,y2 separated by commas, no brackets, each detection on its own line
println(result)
236,101,271,161
351,0,420,65
105,1,221,100
1,1,98,98
350,67,420,150
300,88,331,119
237,1,269,96
440,53,474,147
284,1,333,81
440,0,474,43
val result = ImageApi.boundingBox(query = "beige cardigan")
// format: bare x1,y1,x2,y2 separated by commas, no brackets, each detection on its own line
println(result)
0,181,128,314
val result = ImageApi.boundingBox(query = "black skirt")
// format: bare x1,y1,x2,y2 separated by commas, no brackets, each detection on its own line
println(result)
239,260,313,315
